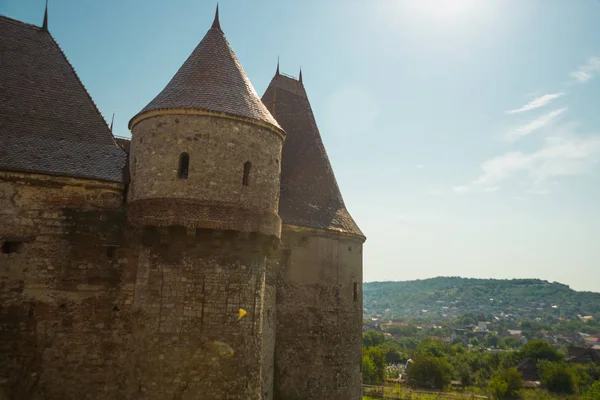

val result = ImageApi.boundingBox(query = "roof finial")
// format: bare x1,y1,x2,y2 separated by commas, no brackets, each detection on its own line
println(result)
276,57,280,76
110,113,115,132
42,0,49,31
299,66,303,83
212,4,221,31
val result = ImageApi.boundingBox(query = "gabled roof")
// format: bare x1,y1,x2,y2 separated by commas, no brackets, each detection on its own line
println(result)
0,16,126,183
130,9,281,131
261,73,364,238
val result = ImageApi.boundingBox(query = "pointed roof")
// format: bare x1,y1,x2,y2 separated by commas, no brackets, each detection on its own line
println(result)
130,8,281,131
261,73,364,239
0,16,126,182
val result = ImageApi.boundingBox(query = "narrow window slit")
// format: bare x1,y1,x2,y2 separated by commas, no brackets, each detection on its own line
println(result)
178,153,189,179
353,282,359,302
243,161,252,186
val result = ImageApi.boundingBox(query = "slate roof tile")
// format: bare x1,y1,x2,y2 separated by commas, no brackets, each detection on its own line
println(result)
0,16,126,183
130,13,280,131
261,73,364,238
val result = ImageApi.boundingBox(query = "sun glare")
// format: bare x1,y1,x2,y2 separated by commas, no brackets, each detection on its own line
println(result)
402,0,484,22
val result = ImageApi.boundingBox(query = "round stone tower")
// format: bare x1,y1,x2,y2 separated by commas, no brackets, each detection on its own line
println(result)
127,8,284,237
126,8,284,400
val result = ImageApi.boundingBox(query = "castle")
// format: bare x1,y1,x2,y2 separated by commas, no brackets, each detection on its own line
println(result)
0,6,365,400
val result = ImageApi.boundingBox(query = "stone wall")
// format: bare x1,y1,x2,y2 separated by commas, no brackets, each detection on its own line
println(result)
0,171,134,400
128,113,283,237
274,225,364,400
129,227,279,400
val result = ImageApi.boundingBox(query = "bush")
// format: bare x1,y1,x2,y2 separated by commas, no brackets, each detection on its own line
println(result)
488,367,523,399
582,381,600,399
407,353,452,390
539,361,576,394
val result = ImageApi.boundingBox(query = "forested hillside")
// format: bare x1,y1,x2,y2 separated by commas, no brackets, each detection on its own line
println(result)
364,277,600,320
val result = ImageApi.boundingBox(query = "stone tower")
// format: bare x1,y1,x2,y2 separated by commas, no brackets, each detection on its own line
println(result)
262,71,366,399
126,8,284,399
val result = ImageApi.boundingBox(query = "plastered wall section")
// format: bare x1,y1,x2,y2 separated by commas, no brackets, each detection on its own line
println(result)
274,225,364,400
130,227,278,400
128,114,283,236
0,171,135,400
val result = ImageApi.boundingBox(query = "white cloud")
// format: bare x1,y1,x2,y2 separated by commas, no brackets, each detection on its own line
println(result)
506,92,564,114
505,108,567,142
484,187,500,192
570,56,600,83
453,186,470,193
473,134,600,189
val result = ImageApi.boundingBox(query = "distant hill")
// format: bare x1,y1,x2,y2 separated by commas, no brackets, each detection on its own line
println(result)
363,277,600,321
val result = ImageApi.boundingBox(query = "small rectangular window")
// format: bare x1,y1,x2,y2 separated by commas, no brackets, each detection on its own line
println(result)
353,282,359,302
106,246,118,259
2,241,24,254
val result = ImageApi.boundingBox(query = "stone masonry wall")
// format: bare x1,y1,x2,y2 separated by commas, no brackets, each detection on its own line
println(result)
130,227,279,400
128,114,283,237
274,225,364,400
0,171,135,400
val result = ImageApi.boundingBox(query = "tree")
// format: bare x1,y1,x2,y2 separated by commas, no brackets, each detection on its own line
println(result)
504,336,521,349
362,354,378,384
488,367,523,399
518,339,562,362
581,381,600,400
363,330,385,348
456,362,473,386
539,362,576,395
363,346,386,384
407,353,452,390
485,332,501,348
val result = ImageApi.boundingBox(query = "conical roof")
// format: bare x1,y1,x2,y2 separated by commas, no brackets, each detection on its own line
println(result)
261,73,364,238
130,10,280,131
0,16,125,183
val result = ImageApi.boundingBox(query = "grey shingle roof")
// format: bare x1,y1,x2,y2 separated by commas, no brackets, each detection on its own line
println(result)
0,16,126,183
130,13,281,131
261,73,364,238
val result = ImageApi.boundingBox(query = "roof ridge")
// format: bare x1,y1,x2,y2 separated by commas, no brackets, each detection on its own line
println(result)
0,15,43,30
46,32,123,150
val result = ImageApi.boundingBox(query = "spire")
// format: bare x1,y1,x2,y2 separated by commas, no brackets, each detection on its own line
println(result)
42,0,48,31
110,113,115,132
212,4,221,31
276,57,280,76
299,67,303,83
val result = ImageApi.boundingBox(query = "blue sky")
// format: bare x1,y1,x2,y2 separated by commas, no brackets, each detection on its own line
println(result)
3,0,600,291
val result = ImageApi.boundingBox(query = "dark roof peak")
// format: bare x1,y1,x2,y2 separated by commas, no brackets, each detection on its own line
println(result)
267,72,307,99
0,16,126,182
299,67,303,83
276,57,280,76
211,4,221,31
261,71,364,238
42,0,48,31
130,10,280,130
